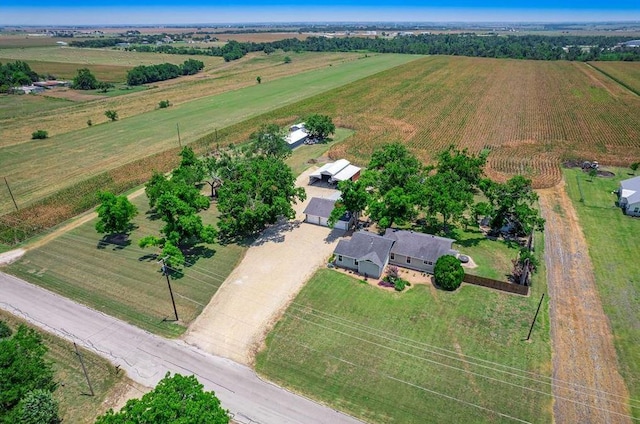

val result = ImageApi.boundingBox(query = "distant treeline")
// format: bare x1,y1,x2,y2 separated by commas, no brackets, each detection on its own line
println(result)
72,34,640,62
0,61,39,93
126,59,204,85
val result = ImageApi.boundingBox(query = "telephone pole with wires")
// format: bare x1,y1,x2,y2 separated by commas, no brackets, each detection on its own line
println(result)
159,257,179,321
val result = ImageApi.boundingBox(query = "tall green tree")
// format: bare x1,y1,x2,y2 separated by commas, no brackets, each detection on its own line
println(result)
361,143,424,228
423,171,473,232
72,68,98,90
95,191,138,235
95,373,229,424
216,155,305,240
327,179,369,228
246,124,290,159
0,326,56,419
483,175,545,236
304,114,335,140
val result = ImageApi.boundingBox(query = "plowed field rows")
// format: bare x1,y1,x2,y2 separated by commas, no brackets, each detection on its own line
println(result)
256,56,640,188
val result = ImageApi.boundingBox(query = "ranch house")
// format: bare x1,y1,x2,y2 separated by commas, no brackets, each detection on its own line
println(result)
618,175,640,217
384,229,458,274
333,231,395,278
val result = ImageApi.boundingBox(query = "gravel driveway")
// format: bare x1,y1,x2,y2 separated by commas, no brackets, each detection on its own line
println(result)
184,167,346,365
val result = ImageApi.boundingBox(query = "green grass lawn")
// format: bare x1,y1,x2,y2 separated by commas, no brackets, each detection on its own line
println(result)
0,54,420,215
0,309,131,424
564,167,640,419
256,259,550,423
5,192,246,338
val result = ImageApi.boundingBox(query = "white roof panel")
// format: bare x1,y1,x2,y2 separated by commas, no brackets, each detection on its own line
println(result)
331,164,361,182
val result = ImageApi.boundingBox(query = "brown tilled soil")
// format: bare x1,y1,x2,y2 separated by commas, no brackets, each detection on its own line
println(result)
539,181,631,424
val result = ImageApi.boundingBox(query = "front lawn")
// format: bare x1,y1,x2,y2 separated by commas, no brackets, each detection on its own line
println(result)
256,266,550,423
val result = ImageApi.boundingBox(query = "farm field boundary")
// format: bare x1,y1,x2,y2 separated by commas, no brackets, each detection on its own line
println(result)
0,53,420,216
587,63,640,96
563,167,640,420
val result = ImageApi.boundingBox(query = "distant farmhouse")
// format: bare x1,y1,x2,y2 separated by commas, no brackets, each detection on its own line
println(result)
618,175,640,217
333,229,459,278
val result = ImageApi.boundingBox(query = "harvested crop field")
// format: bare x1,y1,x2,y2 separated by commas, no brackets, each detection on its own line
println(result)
26,59,132,82
245,56,640,188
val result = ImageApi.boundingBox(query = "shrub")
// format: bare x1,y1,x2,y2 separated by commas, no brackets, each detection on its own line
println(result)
434,255,464,291
31,130,48,140
394,278,407,291
0,320,12,338
284,56,292,63
158,100,171,109
105,110,118,121
87,119,92,127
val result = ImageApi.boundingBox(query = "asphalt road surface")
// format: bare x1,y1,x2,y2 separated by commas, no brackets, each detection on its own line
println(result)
0,271,362,424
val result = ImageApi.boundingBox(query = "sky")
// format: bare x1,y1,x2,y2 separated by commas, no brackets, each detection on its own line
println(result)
1,1,639,26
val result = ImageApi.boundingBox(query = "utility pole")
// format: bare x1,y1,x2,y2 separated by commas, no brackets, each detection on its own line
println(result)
160,258,179,321
176,123,182,147
74,342,94,396
526,293,545,341
4,177,18,211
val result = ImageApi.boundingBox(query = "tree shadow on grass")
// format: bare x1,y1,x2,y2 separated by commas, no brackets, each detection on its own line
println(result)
145,209,161,221
96,233,132,250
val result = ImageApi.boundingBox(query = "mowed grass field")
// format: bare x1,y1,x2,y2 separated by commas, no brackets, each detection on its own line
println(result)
231,56,640,189
0,309,132,423
589,61,640,95
0,53,419,215
256,266,551,424
564,167,640,419
27,59,133,82
5,192,246,338
0,46,225,67
0,51,364,145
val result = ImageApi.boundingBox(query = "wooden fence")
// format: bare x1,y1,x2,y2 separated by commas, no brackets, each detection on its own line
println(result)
463,273,529,296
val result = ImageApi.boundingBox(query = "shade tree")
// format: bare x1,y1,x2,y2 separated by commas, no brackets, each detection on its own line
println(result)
304,114,335,140
95,373,229,424
95,191,138,235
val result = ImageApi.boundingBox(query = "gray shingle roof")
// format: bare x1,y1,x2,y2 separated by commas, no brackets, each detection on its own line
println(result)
334,231,395,268
384,229,456,261
303,197,336,219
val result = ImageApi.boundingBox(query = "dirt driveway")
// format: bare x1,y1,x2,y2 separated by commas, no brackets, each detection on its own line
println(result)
539,181,631,423
184,168,346,365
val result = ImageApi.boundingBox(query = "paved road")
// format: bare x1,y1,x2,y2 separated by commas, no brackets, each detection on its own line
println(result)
0,271,362,424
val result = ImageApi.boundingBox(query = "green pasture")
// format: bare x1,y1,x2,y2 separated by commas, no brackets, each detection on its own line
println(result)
256,266,551,424
564,167,640,419
0,46,224,68
0,94,73,121
0,309,130,424
0,53,420,215
5,192,246,338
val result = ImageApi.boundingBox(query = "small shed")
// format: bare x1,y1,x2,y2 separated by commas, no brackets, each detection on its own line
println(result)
286,128,308,149
303,197,353,230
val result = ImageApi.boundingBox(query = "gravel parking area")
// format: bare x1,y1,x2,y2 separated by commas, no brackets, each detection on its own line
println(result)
184,168,346,365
